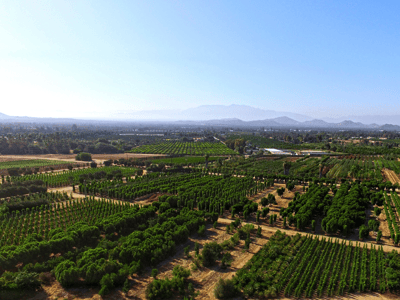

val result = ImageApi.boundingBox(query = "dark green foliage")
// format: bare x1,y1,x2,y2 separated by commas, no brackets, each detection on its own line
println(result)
261,197,268,206
151,269,158,279
198,225,206,236
286,181,295,191
256,226,262,237
202,242,223,267
75,152,92,161
359,225,369,240
322,183,370,234
262,207,269,217
386,250,400,291
232,230,304,298
184,245,191,257
55,260,79,287
0,179,46,199
368,219,380,232
377,230,382,242
145,266,191,300
374,206,382,216
172,265,191,279
283,184,330,231
244,236,251,250
277,187,285,197
221,252,232,269
122,278,130,293
194,242,200,256
214,278,239,299
268,193,277,204
0,271,40,290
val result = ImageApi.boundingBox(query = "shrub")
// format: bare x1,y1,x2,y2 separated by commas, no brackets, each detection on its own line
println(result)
172,265,190,279
374,207,381,216
261,197,268,206
359,225,369,240
377,230,382,242
75,152,92,161
13,271,40,289
122,278,130,293
202,242,222,267
198,225,206,237
184,245,191,257
194,242,200,256
214,278,239,299
104,159,113,167
38,272,53,285
151,269,158,279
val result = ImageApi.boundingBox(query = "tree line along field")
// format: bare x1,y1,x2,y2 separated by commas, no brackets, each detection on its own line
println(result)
214,155,400,182
2,154,400,299
0,159,71,169
9,166,138,188
226,134,324,150
147,155,225,166
0,159,83,176
129,141,238,155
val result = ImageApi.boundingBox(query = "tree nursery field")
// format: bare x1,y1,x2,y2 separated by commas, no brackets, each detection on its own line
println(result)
2,150,400,300
129,141,238,155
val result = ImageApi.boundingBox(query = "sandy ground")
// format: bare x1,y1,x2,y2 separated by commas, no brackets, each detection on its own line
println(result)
383,168,400,185
0,153,166,164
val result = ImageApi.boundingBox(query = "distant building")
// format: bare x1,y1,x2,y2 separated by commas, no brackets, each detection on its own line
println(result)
264,148,294,155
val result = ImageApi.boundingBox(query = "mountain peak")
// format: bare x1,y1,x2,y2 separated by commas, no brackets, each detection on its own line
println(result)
0,112,10,119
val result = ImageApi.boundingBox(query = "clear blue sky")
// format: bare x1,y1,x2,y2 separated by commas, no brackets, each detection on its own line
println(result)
1,0,400,119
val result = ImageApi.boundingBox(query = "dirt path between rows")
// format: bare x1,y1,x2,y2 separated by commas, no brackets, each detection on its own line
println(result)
218,217,400,252
383,168,400,185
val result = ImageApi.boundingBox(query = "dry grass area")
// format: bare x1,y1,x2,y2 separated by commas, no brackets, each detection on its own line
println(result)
0,153,166,164
0,156,33,163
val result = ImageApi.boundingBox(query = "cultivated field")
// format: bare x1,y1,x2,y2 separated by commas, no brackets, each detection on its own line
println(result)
130,141,238,155
2,153,400,300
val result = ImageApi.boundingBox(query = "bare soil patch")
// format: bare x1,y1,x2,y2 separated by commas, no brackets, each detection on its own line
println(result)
383,168,400,185
0,153,166,164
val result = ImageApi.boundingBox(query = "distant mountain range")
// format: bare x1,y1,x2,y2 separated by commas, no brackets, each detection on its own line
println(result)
113,104,313,122
116,104,400,126
177,117,400,130
1,104,400,130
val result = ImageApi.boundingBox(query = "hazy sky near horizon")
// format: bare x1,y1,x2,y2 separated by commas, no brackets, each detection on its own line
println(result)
1,0,400,119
